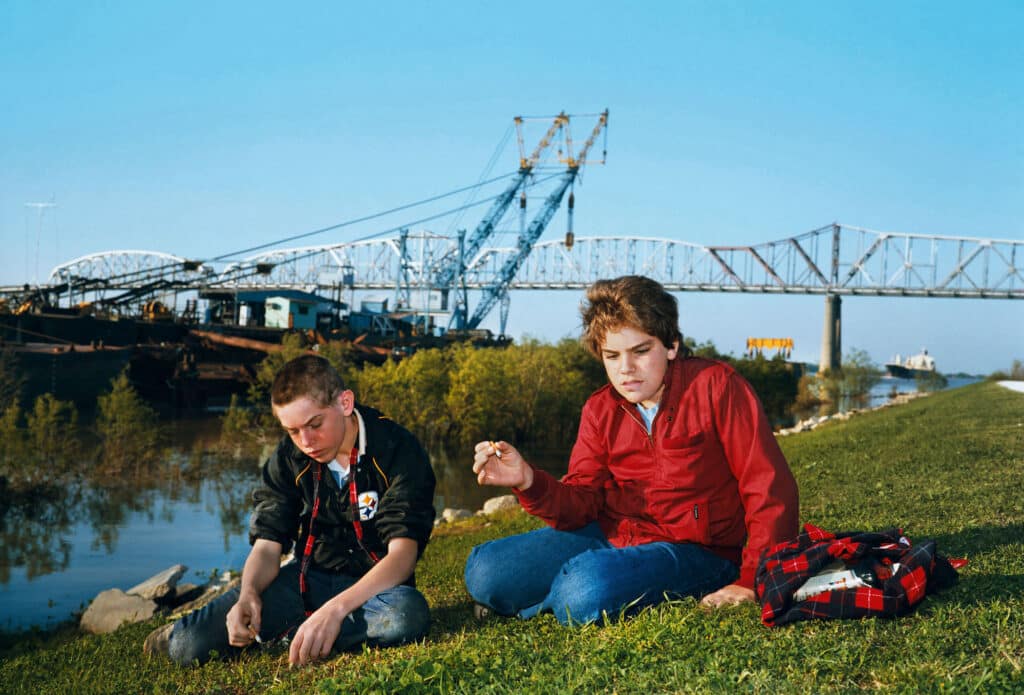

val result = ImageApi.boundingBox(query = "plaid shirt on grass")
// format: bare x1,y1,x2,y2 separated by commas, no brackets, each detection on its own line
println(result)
755,523,963,627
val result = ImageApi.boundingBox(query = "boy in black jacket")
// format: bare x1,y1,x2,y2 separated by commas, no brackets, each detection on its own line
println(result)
158,354,436,666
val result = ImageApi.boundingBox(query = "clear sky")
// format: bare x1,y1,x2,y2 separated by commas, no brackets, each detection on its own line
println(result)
2,1,1021,374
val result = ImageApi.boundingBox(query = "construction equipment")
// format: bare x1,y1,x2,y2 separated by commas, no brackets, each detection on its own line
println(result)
746,337,794,358
438,110,608,333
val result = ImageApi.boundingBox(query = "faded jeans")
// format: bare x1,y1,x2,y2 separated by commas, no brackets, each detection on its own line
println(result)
167,562,430,665
464,522,738,625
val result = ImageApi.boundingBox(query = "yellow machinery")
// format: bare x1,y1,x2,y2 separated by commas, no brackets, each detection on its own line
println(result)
143,300,173,321
746,337,794,358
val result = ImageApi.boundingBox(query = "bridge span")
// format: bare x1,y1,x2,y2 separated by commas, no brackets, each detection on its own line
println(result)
6,223,1022,371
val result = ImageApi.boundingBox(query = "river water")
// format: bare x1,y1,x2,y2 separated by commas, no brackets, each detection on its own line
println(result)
0,375,980,632
0,422,569,633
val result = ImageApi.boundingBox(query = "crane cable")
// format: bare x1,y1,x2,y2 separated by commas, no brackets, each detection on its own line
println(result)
445,123,515,236
212,172,565,273
211,170,521,262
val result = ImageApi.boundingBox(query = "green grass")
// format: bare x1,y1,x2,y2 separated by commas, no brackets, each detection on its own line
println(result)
2,382,1022,693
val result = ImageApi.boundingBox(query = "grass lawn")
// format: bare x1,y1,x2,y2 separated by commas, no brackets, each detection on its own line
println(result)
2,381,1022,693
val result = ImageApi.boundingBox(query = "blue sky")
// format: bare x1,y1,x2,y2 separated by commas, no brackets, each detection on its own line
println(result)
2,1,1021,373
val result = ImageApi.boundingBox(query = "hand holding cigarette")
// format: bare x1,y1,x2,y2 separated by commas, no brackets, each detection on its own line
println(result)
472,440,533,490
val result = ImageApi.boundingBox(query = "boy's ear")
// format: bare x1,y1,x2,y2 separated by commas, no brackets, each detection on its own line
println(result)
667,340,680,360
337,389,356,415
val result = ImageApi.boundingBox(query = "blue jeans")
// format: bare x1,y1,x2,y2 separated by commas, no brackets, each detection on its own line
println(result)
464,522,738,625
167,562,430,665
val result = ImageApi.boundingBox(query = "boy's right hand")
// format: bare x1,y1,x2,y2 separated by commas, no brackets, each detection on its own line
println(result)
472,440,534,490
226,591,262,647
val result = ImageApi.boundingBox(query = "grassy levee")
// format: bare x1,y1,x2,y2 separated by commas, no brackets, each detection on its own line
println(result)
2,381,1022,693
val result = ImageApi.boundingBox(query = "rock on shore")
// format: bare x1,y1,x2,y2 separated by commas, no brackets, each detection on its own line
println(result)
80,564,214,635
436,493,521,526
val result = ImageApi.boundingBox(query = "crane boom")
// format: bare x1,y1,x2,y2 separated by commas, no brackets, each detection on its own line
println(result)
434,113,567,301
466,110,608,330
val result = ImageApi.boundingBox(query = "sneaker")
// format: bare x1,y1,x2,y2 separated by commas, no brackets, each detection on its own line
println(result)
472,602,492,621
143,622,174,657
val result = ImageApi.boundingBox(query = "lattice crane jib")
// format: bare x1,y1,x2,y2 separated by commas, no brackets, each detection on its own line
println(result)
435,112,569,310
466,110,609,332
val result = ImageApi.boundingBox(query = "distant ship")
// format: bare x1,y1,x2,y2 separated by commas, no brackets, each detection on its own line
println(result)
885,349,936,378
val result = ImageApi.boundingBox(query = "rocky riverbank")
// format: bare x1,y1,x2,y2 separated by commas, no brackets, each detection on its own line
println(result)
776,390,932,436
77,494,522,636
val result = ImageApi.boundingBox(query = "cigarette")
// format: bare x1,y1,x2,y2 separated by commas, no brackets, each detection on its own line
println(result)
249,625,262,643
489,441,502,459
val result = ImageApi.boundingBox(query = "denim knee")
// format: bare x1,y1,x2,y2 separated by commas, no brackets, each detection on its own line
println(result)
165,588,238,665
167,619,230,666
365,586,431,646
464,541,506,611
546,552,632,626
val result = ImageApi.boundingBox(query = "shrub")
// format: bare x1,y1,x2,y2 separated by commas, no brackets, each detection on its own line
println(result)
0,403,26,480
95,371,159,472
26,394,78,467
0,349,24,410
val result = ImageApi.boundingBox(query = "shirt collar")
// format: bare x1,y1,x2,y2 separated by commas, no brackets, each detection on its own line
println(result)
352,405,368,460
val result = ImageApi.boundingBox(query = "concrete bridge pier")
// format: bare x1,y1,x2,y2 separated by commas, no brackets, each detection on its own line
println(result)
819,294,842,373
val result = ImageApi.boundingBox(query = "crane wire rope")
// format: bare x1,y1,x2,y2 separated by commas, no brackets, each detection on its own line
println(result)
48,170,563,299
210,172,565,275
52,170,528,289
211,169,521,262
445,123,515,237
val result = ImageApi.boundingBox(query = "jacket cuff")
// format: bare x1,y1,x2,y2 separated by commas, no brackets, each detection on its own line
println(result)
737,566,757,590
513,465,554,511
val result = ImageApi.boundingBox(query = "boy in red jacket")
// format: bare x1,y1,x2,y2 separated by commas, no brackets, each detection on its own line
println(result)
464,275,798,622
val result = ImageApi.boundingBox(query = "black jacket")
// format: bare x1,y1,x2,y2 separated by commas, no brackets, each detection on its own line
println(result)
248,403,436,577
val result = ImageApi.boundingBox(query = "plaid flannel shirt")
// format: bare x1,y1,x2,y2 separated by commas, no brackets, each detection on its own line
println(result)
755,523,962,627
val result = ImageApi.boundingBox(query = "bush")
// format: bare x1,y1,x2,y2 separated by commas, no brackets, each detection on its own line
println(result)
359,347,453,448
0,349,24,410
26,394,78,467
95,371,159,472
731,353,800,424
915,370,949,392
0,403,26,479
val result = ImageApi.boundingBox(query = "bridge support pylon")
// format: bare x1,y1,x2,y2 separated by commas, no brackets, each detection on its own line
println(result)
819,294,842,373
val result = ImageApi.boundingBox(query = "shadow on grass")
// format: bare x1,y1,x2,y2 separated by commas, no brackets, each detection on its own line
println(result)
0,620,80,659
943,573,1024,607
911,522,1024,611
929,522,1024,556
427,601,496,636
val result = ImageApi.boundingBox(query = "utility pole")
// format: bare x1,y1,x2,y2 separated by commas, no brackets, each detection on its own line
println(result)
25,201,57,284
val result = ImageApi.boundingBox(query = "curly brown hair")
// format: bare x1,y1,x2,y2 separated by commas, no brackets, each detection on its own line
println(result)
271,354,347,408
580,275,683,357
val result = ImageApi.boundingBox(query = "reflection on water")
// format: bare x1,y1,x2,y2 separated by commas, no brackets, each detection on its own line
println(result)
0,378,982,631
0,421,570,632
0,455,257,632
792,374,981,421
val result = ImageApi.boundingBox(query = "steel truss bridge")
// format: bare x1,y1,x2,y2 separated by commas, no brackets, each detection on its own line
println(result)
38,223,1024,304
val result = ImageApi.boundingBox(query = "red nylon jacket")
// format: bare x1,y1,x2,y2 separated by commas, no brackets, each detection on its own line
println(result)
516,356,799,588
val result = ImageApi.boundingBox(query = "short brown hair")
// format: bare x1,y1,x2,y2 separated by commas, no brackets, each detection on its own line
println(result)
580,275,682,357
271,354,346,408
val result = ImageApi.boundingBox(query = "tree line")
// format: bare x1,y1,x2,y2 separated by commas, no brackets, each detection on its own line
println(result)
222,334,808,453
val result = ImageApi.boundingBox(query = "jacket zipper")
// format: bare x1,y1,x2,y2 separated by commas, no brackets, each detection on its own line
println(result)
622,403,656,448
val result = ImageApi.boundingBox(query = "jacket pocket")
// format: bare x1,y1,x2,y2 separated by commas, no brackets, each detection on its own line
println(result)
657,432,707,488
662,432,705,449
650,497,712,545
690,500,712,545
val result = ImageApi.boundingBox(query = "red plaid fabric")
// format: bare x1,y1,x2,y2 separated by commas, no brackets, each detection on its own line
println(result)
756,523,963,627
